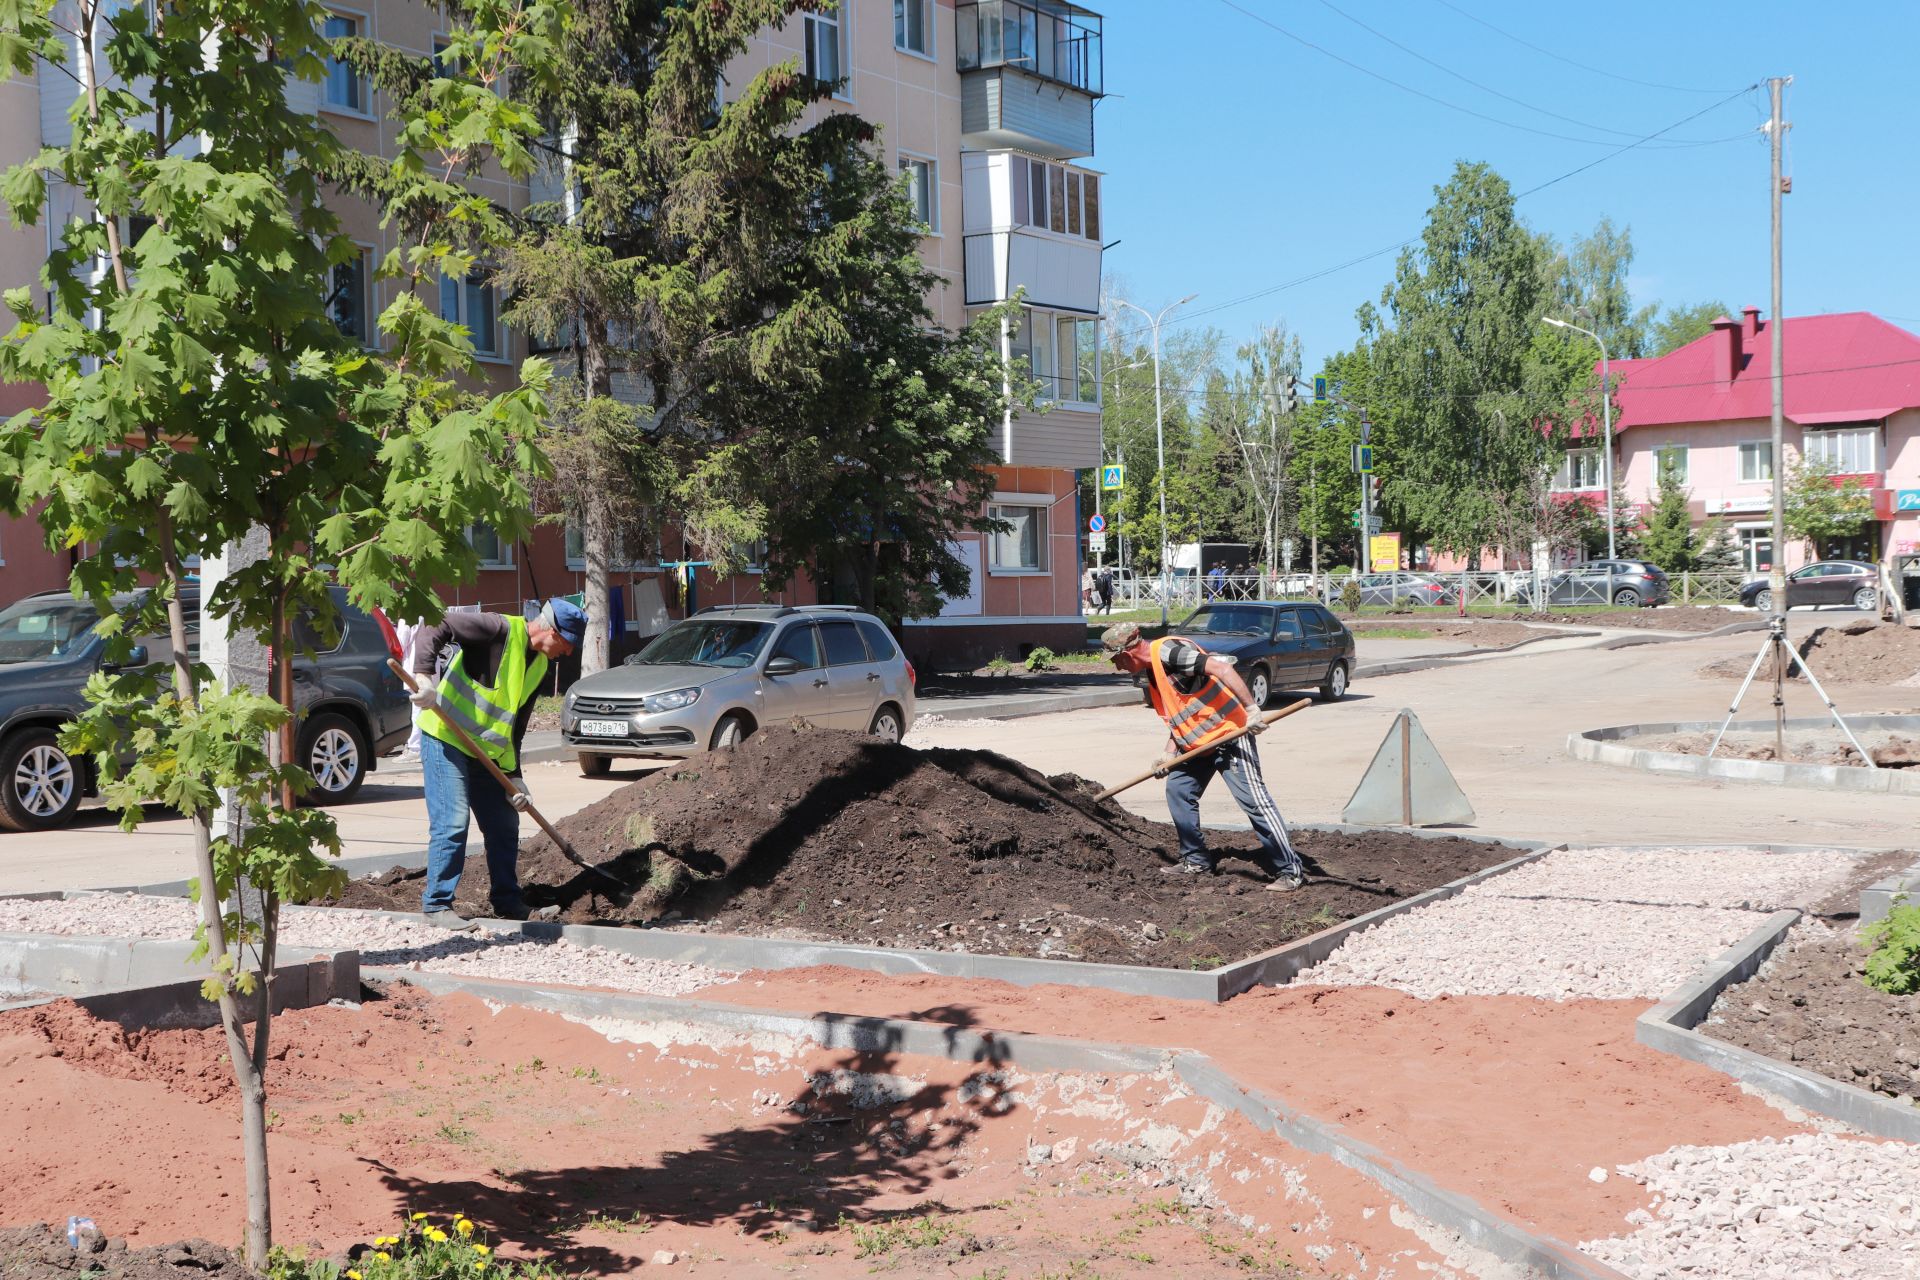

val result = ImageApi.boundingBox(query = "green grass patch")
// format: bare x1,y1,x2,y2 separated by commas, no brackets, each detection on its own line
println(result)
840,1213,960,1258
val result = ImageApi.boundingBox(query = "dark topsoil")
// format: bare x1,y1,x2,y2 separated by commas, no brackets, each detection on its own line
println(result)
1700,618,1920,685
321,727,1519,970
1517,605,1755,632
0,1226,247,1280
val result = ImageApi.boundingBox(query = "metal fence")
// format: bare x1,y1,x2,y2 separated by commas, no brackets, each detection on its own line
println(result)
1088,568,1761,615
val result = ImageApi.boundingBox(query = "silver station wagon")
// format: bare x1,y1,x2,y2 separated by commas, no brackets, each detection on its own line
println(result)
562,604,916,774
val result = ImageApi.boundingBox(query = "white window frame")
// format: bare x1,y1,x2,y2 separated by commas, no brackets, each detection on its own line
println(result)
1552,447,1603,492
1013,157,1100,242
1012,308,1100,407
1053,313,1099,407
327,241,376,349
439,271,504,362
1653,444,1689,484
467,524,513,568
897,152,938,234
804,8,851,101
319,7,373,120
1737,439,1773,483
562,523,656,573
987,498,1049,574
1801,426,1879,476
893,0,933,59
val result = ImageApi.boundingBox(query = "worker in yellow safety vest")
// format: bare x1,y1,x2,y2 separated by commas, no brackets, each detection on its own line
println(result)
409,599,586,928
1101,621,1304,890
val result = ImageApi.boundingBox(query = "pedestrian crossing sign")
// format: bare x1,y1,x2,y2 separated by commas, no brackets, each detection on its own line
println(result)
1101,464,1125,491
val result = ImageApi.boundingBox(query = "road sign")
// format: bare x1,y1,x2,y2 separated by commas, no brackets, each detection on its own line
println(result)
1352,444,1374,474
1088,513,1106,533
1100,464,1126,491
1312,375,1328,403
1087,532,1107,553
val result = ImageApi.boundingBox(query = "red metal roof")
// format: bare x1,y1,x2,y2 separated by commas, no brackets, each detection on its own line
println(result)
1611,312,1920,432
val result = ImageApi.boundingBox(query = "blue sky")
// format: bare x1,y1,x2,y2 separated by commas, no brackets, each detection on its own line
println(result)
1094,0,1920,381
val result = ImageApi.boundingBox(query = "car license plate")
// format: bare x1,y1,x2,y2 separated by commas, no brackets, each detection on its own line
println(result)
579,718,627,738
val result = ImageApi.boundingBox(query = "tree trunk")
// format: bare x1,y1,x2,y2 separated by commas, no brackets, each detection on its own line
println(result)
578,331,614,676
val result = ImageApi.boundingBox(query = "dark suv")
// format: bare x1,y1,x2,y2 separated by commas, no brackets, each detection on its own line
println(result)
1176,601,1356,706
0,586,410,831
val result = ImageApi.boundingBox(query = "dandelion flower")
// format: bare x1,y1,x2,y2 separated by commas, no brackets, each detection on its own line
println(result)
411,1213,429,1222
427,1229,449,1244
375,1253,391,1263
473,1245,491,1257
347,1271,362,1279
455,1219,474,1237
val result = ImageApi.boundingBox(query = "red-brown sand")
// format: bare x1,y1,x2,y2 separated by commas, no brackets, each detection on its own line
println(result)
0,986,1461,1277
706,967,1806,1244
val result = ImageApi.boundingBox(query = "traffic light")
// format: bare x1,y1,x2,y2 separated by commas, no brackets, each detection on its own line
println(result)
1281,381,1298,415
1367,474,1382,505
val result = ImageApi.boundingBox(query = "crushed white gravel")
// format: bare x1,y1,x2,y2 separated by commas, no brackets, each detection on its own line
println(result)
0,893,731,997
903,713,1001,748
1296,845,1860,1001
1582,1132,1920,1280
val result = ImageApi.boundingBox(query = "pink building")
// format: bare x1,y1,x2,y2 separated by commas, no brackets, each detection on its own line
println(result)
1604,309,1920,573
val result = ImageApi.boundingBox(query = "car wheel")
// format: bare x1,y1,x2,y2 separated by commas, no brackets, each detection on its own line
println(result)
1755,588,1773,613
0,728,82,832
300,712,369,805
1318,661,1349,703
578,751,610,779
710,713,753,751
1853,586,1878,611
1247,667,1271,709
1612,588,1641,607
868,704,905,744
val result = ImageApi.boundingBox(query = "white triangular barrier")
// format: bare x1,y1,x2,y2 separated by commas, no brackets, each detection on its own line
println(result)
1341,708,1474,827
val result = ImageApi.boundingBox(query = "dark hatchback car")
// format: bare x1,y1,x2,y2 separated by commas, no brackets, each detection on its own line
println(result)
1174,601,1356,706
1738,560,1879,613
1514,559,1671,608
0,586,410,831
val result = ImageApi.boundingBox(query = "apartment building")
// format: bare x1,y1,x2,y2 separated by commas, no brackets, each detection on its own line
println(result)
0,0,1109,673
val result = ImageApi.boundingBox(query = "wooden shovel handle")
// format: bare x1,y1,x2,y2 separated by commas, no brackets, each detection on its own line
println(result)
1091,698,1312,803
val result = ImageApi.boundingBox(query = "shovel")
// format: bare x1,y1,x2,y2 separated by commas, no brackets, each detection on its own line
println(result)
387,658,633,904
1092,699,1312,803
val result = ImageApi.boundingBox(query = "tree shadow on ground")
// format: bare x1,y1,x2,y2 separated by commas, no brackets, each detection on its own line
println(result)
365,1003,1013,1274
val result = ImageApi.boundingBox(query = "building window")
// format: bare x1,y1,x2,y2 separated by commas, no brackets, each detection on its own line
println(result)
804,10,845,90
898,155,937,232
1738,440,1773,483
439,272,500,358
322,12,367,114
1015,158,1101,242
989,503,1046,571
327,246,372,346
1802,427,1878,475
1055,315,1096,404
1654,444,1688,484
893,0,930,56
431,37,459,76
563,523,658,571
1739,527,1774,574
1553,448,1603,492
467,525,512,567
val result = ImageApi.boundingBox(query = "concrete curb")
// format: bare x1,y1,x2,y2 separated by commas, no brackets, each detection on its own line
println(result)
0,944,361,1024
1861,865,1920,927
1635,910,1920,1142
366,968,1628,1280
1591,619,1767,649
1569,715,1920,794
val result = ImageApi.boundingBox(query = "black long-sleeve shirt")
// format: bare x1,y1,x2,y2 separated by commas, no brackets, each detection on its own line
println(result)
412,612,540,772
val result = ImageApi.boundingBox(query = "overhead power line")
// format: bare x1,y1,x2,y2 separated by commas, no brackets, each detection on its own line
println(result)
1211,0,1751,149
1102,82,1761,352
1427,0,1746,96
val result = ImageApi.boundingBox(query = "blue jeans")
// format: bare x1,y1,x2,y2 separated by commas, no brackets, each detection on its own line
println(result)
421,734,524,914
1164,736,1302,876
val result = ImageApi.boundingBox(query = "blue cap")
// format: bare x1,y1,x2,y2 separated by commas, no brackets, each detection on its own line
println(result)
544,598,587,649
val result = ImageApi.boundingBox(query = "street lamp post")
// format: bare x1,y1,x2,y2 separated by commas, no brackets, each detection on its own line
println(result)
1112,294,1197,628
1095,358,1148,570
1543,315,1615,559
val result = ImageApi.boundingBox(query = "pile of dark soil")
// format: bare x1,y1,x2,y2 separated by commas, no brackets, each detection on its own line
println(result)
322,728,1518,969
0,1227,247,1280
1702,923,1920,1105
1700,619,1920,685
1519,605,1754,631
1348,620,1553,647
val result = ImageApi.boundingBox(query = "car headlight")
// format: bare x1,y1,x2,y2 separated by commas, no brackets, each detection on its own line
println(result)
643,687,701,713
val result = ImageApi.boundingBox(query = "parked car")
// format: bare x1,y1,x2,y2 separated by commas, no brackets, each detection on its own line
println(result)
0,586,410,832
1737,560,1879,613
1348,572,1455,608
1513,559,1671,608
562,604,916,774
1173,601,1356,706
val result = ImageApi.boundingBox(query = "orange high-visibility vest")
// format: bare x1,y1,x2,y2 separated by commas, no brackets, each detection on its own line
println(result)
1146,636,1248,752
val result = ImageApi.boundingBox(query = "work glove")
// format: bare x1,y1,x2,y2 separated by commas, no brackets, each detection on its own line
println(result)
408,682,439,712
507,778,531,813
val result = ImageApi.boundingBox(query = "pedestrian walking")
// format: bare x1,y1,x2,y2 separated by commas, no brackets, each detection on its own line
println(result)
1081,564,1097,610
1096,567,1115,615
408,598,586,928
1101,620,1304,890
1206,562,1226,600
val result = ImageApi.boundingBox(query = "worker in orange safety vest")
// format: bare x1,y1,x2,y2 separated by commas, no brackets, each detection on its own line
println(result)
1101,620,1305,890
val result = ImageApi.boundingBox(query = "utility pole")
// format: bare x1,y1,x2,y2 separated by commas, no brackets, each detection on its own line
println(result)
1113,295,1197,628
1767,75,1791,758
